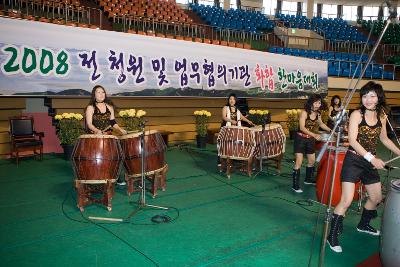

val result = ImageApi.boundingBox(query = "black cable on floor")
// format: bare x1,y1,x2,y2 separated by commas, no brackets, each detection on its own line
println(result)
183,147,320,214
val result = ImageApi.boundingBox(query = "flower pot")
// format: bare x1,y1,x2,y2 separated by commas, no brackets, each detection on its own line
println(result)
62,144,74,160
196,135,207,148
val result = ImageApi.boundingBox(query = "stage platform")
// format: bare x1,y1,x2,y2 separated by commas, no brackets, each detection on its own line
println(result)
0,140,397,267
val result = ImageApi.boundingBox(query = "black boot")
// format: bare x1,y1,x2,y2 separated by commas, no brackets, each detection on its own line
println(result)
327,213,344,253
304,166,316,185
292,169,302,193
357,208,380,236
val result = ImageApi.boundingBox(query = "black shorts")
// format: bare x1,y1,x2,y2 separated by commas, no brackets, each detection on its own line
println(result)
294,133,315,155
340,151,380,185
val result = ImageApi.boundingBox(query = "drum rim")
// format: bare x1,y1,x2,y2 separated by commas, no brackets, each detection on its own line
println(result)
119,130,159,139
79,134,118,139
251,123,282,131
391,179,400,191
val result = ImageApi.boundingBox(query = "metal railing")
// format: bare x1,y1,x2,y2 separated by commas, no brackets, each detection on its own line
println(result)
115,14,271,46
1,0,103,27
382,44,400,59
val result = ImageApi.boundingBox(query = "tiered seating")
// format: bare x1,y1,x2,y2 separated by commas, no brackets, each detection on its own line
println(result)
275,15,369,43
190,3,274,33
98,0,192,23
275,14,312,30
269,47,395,80
311,17,368,43
361,20,400,44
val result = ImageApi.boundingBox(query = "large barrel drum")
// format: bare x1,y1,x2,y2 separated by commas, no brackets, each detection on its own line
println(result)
119,130,167,176
381,179,400,267
316,147,362,205
217,126,255,160
72,134,122,181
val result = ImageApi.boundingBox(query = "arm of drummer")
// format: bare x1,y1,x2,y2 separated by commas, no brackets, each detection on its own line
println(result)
379,115,400,157
318,115,331,132
348,110,385,169
85,105,102,134
108,105,127,135
222,107,237,125
239,110,255,126
328,106,334,121
299,110,320,140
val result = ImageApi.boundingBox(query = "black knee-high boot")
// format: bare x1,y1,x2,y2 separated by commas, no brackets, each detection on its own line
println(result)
292,169,302,193
357,208,380,236
304,166,315,185
328,213,344,253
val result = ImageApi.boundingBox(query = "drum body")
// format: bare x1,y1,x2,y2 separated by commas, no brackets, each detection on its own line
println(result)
316,147,362,206
252,124,286,159
72,134,122,181
119,130,166,176
381,179,400,267
217,126,255,160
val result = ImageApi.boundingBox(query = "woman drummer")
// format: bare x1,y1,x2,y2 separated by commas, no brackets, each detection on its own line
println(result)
328,81,400,253
327,95,342,130
85,85,127,135
292,94,331,193
221,93,254,127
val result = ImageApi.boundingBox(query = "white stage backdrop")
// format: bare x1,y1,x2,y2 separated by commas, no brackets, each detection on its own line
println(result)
0,17,327,97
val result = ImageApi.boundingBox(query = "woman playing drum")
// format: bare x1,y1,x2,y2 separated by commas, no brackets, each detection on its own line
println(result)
292,94,331,193
221,93,254,127
327,95,342,130
85,85,127,135
328,81,400,253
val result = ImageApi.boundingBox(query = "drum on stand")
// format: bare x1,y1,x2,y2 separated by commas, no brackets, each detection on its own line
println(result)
119,130,168,197
217,126,255,178
72,134,123,211
316,146,362,206
381,179,400,267
251,124,286,172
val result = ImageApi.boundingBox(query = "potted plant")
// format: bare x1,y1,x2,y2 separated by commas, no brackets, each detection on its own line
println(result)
193,110,212,148
286,109,301,139
119,109,147,132
248,109,270,126
54,113,84,160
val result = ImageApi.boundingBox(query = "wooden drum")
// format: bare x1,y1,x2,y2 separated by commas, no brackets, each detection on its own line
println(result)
119,130,168,198
72,134,122,182
217,126,256,178
72,134,123,211
119,130,167,177
251,123,286,159
217,126,255,160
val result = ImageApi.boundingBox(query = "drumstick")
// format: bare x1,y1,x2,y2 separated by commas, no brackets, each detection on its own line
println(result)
102,125,112,132
88,216,124,222
384,155,400,165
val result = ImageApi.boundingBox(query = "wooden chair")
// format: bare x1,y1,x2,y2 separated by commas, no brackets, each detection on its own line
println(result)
9,116,44,166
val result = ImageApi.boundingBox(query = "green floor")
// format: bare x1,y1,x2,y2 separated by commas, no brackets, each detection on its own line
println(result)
1,141,398,267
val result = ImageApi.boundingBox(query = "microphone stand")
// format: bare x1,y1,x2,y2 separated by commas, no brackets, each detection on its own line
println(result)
128,121,168,219
314,9,397,267
253,115,275,177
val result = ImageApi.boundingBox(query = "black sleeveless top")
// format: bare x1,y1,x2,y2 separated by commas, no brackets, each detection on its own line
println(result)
221,106,238,127
349,113,382,155
90,104,111,132
304,112,320,134
330,107,339,119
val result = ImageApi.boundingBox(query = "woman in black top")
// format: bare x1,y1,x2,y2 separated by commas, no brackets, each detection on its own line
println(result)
85,85,127,135
328,81,400,253
292,94,331,193
327,95,341,129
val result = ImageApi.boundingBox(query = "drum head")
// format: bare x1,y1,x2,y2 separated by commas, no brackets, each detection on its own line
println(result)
79,134,118,139
391,179,400,191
